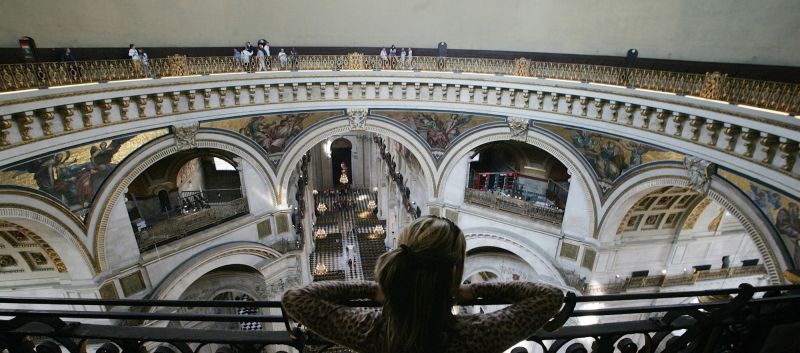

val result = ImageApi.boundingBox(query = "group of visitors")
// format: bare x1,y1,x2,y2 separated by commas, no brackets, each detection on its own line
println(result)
379,45,413,68
232,39,298,72
128,44,152,77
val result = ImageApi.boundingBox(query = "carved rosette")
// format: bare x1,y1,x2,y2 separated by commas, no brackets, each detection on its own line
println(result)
347,108,368,130
173,124,199,151
683,156,715,195
507,117,529,142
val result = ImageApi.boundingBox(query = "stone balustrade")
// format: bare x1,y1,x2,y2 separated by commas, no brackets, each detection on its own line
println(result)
464,188,564,224
584,264,767,294
0,64,798,197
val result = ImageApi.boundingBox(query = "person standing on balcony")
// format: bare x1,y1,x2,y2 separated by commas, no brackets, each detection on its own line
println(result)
128,44,141,72
389,45,397,66
138,49,150,77
256,43,267,71
61,48,75,62
407,48,413,68
290,48,298,70
241,46,253,72
283,216,564,353
279,49,288,70
400,48,407,69
380,47,388,67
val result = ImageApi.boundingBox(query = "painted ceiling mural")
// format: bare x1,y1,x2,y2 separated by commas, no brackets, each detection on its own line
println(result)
201,110,342,165
0,129,168,219
718,169,800,268
370,110,503,159
536,123,683,191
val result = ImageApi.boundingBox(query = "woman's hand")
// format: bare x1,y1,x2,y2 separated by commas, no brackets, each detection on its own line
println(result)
455,285,474,303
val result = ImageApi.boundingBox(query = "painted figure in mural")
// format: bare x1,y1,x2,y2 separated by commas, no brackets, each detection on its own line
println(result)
595,141,625,180
241,114,308,153
571,130,595,150
776,202,800,266
398,113,471,149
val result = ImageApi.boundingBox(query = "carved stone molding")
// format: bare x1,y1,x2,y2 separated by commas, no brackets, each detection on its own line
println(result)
347,108,368,130
173,124,199,151
683,156,715,195
507,117,529,142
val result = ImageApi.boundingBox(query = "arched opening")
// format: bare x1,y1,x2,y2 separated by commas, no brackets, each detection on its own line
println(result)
330,138,352,187
466,141,569,223
125,149,248,252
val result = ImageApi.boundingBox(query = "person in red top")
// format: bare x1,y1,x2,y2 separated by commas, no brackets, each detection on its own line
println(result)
283,215,564,353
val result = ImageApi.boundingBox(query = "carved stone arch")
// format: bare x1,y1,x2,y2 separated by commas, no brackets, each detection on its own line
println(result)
0,189,96,279
276,115,438,205
148,241,282,303
87,130,279,271
464,232,566,287
436,125,601,232
598,165,785,283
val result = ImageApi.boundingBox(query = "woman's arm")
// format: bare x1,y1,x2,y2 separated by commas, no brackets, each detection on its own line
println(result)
452,282,564,352
282,281,381,351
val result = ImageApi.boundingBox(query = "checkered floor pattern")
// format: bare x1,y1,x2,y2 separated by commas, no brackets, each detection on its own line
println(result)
311,189,387,282
236,295,263,331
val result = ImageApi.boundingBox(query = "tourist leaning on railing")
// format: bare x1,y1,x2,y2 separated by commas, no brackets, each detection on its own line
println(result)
283,216,564,353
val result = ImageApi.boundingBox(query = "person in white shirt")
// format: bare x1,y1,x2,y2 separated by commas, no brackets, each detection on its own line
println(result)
380,48,388,67
400,48,407,69
241,47,253,72
128,44,141,72
278,49,288,70
138,49,150,77
407,48,414,69
256,44,267,71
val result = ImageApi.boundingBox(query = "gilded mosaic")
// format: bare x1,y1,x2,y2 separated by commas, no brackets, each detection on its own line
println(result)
202,111,342,154
371,110,502,151
537,123,683,190
0,129,168,216
718,169,800,268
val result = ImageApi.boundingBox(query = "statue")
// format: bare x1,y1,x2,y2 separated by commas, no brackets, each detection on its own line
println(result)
684,156,715,195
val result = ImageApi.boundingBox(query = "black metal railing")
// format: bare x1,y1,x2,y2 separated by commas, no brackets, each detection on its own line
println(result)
1,283,798,353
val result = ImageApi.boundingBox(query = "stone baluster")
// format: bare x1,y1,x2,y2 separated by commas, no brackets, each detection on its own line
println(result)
187,90,197,111
740,128,759,158
688,116,705,141
39,108,55,136
278,84,286,102
672,112,686,137
15,111,34,140
218,87,227,108
233,86,242,106
333,82,340,99
249,85,258,104
136,95,148,118
593,99,605,119
468,86,475,103
622,103,634,125
428,83,435,101
509,89,517,107
154,93,165,115
100,99,113,124
778,138,798,171
171,92,181,112
522,90,530,108
0,115,11,146
535,91,544,110
564,94,573,113
60,105,74,131
705,120,722,146
639,106,651,128
722,124,741,151
81,102,94,127
346,82,352,99
608,101,619,122
759,132,778,164
550,92,559,112
203,89,212,109
578,96,588,116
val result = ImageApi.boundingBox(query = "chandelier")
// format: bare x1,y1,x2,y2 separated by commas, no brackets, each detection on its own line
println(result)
373,224,385,235
367,199,377,209
339,171,349,184
315,228,327,239
313,262,328,275
317,202,328,213
312,189,318,196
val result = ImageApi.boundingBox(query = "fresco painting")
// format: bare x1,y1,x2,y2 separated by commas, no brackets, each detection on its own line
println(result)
0,129,168,216
717,169,800,268
372,110,502,150
537,123,683,190
202,111,342,154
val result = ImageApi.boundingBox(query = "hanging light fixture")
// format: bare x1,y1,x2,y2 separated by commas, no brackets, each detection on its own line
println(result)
314,262,328,275
339,171,349,184
317,202,328,213
367,199,377,210
312,189,318,196
373,224,385,235
315,228,327,239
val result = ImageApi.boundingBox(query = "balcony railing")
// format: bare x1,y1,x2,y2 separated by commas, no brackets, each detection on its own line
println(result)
0,283,797,353
585,265,768,295
1,54,797,114
464,188,564,224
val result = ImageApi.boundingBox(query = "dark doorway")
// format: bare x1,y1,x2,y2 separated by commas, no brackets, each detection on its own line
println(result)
331,138,352,187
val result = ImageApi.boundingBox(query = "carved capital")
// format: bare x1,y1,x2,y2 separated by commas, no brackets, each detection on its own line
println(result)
778,137,798,171
173,124,199,151
14,111,34,141
80,102,94,128
507,117,529,142
0,115,13,146
60,105,74,131
347,108,368,130
39,108,55,136
683,156,715,195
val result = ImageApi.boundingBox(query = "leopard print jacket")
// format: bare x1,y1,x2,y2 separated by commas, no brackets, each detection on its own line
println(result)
282,281,564,353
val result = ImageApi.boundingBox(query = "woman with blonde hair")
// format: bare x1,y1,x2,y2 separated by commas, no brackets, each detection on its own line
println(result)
282,216,563,353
